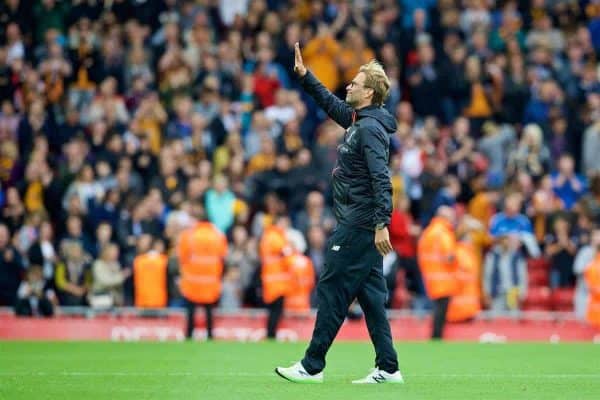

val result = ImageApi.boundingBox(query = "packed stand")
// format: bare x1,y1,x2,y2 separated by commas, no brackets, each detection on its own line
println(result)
0,0,599,326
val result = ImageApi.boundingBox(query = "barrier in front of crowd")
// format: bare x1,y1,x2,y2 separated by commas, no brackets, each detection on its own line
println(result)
1,307,598,342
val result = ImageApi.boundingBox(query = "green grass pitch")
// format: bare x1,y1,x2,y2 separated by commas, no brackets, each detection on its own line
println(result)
1,341,599,399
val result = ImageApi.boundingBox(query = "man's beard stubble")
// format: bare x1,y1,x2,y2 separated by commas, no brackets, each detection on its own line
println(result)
346,93,357,107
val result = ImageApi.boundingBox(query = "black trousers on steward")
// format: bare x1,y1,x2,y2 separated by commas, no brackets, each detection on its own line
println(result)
301,224,399,374
267,296,284,339
431,296,450,340
186,301,214,339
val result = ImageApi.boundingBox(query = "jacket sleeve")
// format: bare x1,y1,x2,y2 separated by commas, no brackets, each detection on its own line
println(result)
362,126,392,227
299,70,353,129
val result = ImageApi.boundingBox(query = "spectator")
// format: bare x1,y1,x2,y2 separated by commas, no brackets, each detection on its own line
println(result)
15,264,54,317
551,154,586,210
483,235,528,313
421,174,461,226
227,225,259,307
85,77,129,125
548,115,573,165
62,163,104,213
507,123,551,181
408,41,443,120
89,243,130,308
302,24,340,92
294,191,335,236
246,135,277,176
0,223,23,306
27,220,57,281
251,192,283,238
530,174,563,242
60,214,93,257
54,240,92,306
89,222,114,260
440,44,469,123
525,14,565,54
445,117,474,182
490,192,540,257
205,174,236,234
390,194,424,306
338,28,375,87
477,121,516,185
544,214,578,288
582,121,600,176
467,174,500,229
462,56,493,124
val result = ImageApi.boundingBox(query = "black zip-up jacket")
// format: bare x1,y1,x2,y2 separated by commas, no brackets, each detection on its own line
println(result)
300,70,395,231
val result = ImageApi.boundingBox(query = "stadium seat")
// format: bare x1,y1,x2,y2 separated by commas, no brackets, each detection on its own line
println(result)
527,258,551,271
528,269,549,288
522,287,551,311
551,287,575,311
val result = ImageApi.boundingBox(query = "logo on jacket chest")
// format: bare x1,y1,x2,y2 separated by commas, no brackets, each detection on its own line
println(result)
345,125,359,144
338,125,359,155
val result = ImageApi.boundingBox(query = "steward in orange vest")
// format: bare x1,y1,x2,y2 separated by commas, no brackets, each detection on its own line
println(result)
447,217,483,322
177,215,228,340
260,219,292,339
285,252,315,314
133,235,168,308
584,253,600,328
417,206,459,339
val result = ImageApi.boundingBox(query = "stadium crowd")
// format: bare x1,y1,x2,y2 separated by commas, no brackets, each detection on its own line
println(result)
0,0,599,327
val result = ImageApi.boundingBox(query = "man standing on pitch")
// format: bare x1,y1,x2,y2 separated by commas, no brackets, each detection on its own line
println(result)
275,43,403,384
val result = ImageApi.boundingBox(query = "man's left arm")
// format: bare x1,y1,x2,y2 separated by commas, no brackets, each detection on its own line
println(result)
362,127,393,227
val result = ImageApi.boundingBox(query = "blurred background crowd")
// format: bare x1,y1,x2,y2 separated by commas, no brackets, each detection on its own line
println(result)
0,0,599,324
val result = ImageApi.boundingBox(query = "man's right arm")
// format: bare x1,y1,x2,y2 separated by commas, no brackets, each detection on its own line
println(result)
299,71,353,129
294,42,353,128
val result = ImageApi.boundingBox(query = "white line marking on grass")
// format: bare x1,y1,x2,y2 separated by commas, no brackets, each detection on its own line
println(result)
412,374,600,379
0,372,194,377
2,372,600,379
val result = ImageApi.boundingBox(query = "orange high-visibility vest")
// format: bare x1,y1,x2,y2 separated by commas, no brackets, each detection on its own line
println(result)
417,217,459,300
285,253,315,313
133,251,168,308
447,241,482,322
260,225,292,304
178,222,228,304
584,254,600,328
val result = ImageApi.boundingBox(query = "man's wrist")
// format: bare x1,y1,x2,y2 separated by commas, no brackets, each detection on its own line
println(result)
375,223,387,231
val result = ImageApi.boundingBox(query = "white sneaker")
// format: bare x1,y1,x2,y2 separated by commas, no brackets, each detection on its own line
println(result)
275,361,323,384
352,368,404,384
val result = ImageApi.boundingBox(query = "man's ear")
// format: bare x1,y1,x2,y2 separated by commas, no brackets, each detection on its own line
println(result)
365,87,374,100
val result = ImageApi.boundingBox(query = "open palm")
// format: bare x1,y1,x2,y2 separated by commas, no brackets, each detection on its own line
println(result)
294,42,307,77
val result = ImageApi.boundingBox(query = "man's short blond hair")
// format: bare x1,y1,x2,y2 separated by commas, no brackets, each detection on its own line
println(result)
359,60,391,106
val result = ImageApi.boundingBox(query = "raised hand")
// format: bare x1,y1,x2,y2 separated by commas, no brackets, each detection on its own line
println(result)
294,42,307,77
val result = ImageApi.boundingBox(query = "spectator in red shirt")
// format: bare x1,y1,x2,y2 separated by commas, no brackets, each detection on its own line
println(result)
390,194,419,259
389,194,425,306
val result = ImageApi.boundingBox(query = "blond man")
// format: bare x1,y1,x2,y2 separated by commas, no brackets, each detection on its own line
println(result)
275,44,403,384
